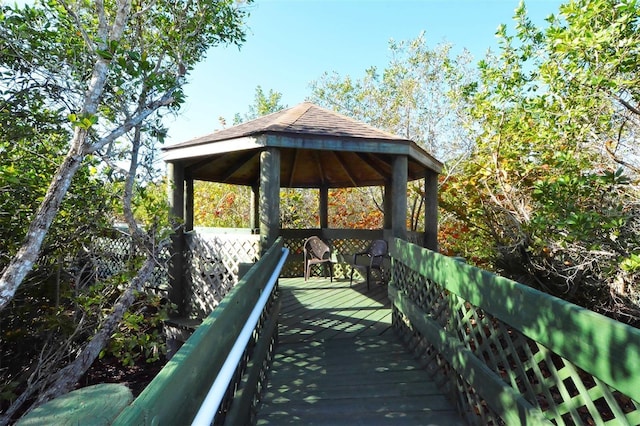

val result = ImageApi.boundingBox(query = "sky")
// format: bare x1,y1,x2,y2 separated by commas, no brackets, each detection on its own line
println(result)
165,0,565,145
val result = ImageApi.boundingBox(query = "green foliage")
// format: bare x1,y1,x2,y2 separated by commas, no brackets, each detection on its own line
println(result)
440,0,640,321
281,189,318,228
310,33,476,162
99,294,171,367
193,182,250,228
233,85,287,125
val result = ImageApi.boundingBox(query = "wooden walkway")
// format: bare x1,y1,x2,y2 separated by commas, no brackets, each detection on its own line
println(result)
256,278,465,425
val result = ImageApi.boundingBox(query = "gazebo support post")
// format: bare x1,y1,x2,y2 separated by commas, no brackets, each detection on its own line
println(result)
259,148,281,254
424,170,438,251
319,185,329,229
167,162,187,317
250,184,260,232
185,177,194,232
383,182,392,230
391,155,408,241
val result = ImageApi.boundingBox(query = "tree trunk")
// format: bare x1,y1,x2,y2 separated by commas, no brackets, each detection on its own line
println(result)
0,152,85,310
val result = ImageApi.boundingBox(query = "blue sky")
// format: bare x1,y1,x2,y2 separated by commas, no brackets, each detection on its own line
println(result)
165,0,564,144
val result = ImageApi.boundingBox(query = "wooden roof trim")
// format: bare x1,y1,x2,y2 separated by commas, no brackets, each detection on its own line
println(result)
163,136,264,161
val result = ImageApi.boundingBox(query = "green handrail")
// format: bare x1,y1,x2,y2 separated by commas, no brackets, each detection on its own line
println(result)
113,238,285,425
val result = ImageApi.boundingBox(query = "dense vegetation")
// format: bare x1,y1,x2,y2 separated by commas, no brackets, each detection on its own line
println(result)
206,1,640,325
0,0,251,421
1,0,638,422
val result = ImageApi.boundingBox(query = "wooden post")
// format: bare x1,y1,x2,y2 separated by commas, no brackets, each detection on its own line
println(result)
167,162,186,317
250,184,260,232
259,148,280,254
391,155,408,241
167,162,184,225
185,177,194,232
319,185,329,229
424,171,439,251
383,182,392,230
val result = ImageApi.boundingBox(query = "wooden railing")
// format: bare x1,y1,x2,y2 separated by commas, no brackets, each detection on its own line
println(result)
388,238,640,425
112,238,286,425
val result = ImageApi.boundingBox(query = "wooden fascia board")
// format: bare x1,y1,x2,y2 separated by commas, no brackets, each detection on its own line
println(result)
408,143,443,174
265,134,442,174
163,135,265,162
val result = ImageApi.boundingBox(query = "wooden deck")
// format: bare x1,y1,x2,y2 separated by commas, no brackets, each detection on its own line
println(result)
256,277,465,425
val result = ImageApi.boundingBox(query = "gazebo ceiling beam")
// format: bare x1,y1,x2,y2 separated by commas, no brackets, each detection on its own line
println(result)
221,150,259,182
354,152,389,181
185,156,219,177
288,148,299,188
332,151,359,187
313,150,327,187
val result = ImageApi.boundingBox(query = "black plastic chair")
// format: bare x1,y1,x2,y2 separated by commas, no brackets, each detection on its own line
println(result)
303,236,333,282
350,239,388,290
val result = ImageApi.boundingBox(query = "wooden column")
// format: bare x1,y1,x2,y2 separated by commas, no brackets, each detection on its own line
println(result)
383,182,392,230
259,148,281,254
185,177,194,232
250,184,260,232
167,162,185,224
319,186,329,229
424,170,439,251
167,162,186,317
391,155,408,241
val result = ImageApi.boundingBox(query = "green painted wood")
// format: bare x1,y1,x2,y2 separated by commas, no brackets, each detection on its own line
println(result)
113,239,284,425
278,279,391,343
390,238,640,403
17,384,132,426
225,298,281,425
266,135,443,175
256,280,465,425
389,284,552,426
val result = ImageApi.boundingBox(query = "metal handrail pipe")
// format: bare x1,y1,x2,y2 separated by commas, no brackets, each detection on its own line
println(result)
191,247,289,426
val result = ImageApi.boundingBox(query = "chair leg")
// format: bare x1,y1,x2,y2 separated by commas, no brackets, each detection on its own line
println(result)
366,267,370,291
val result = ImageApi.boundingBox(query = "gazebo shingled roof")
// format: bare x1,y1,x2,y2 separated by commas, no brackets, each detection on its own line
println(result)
163,102,442,188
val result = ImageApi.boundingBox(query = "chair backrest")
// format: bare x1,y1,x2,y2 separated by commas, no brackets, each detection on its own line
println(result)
304,236,331,260
369,239,388,257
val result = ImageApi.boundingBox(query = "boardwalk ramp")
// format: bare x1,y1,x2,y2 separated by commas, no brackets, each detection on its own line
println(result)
256,278,465,425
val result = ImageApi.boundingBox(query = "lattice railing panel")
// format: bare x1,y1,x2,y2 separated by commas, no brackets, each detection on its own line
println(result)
90,235,169,293
390,240,640,426
186,233,260,320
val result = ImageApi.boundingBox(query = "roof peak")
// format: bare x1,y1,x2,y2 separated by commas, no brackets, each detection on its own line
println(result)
165,101,413,150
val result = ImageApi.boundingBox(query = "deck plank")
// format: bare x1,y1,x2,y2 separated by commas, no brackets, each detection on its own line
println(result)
256,278,465,425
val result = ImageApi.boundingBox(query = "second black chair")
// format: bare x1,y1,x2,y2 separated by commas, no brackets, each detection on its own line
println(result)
350,239,388,290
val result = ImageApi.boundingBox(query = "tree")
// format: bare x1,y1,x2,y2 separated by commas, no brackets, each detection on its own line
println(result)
443,0,640,322
0,0,250,311
309,33,477,232
0,0,251,417
233,85,287,125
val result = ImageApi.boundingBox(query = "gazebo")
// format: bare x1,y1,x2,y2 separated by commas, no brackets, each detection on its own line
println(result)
162,101,442,316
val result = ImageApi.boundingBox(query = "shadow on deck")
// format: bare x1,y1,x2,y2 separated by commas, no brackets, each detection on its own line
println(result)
256,277,465,425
